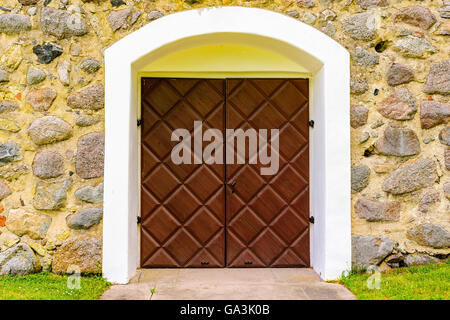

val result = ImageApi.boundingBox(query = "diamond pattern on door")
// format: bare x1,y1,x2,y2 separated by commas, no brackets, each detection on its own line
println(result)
140,78,225,267
141,78,309,268
226,79,310,267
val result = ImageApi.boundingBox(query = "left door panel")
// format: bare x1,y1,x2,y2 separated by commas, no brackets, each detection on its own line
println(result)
140,78,226,267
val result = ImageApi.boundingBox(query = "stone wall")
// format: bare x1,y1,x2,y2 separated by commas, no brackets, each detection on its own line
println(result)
0,0,448,275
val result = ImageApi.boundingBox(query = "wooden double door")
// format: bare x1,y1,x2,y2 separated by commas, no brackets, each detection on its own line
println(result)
140,78,310,268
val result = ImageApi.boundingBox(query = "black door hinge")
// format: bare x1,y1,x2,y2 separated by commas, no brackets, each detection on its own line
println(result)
137,216,141,224
309,216,315,224
137,119,142,127
309,120,314,128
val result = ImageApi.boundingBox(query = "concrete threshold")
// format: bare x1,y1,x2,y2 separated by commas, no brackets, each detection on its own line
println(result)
101,268,355,300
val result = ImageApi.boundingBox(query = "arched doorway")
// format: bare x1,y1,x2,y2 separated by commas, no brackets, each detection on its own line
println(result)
103,6,351,284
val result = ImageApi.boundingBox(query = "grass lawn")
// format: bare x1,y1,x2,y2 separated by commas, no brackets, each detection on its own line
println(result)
338,261,450,300
0,272,110,300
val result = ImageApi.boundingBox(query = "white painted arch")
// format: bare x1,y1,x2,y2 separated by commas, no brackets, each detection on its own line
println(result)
103,6,351,284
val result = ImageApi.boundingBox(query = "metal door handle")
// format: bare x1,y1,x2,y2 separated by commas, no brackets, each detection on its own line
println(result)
230,181,236,193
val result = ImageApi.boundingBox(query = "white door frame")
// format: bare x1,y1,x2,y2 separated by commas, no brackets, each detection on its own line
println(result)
103,6,351,284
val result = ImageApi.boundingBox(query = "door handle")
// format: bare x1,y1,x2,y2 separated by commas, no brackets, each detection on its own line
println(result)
230,181,236,193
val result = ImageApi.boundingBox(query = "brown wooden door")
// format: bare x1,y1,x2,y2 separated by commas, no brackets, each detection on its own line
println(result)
225,79,310,267
140,78,309,268
140,78,226,267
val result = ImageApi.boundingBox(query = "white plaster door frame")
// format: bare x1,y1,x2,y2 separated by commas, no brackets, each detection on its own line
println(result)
103,6,351,284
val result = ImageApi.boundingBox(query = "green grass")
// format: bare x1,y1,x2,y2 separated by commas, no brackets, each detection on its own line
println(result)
0,272,111,300
337,261,450,300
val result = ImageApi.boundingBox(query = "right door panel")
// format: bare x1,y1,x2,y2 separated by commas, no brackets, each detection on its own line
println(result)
225,79,310,267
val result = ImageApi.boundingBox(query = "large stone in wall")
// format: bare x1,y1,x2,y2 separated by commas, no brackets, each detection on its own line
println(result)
355,198,400,221
375,125,420,156
107,8,140,31
353,46,379,66
420,101,450,129
352,235,394,268
33,43,63,64
33,177,72,210
377,88,417,120
80,58,101,74
0,100,18,113
25,88,57,112
147,10,164,21
32,151,65,179
0,179,11,200
342,13,377,41
1,44,22,71
6,208,51,240
386,63,414,86
393,36,435,58
382,158,437,194
439,126,450,145
57,60,71,86
0,14,31,34
404,253,440,267
75,183,103,203
76,132,105,179
66,207,103,230
52,235,102,274
28,116,72,145
350,78,369,95
355,0,388,10
0,230,19,251
0,244,41,276
0,142,22,166
297,0,315,8
418,189,440,213
394,6,436,29
423,60,450,95
40,7,87,39
67,83,104,110
26,67,46,85
407,223,450,248
350,105,368,128
351,164,370,193
76,115,100,127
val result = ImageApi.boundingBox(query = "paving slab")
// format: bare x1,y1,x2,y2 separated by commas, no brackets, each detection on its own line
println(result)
102,268,355,300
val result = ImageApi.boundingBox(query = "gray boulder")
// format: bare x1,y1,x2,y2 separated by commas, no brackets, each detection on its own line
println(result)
393,36,435,58
342,13,377,41
0,244,41,276
439,126,450,146
28,116,72,145
351,164,370,193
40,7,87,39
0,14,31,34
75,183,103,203
354,198,400,221
423,60,449,95
0,142,22,166
33,177,72,210
407,223,450,248
375,125,420,157
404,253,440,267
66,207,103,229
382,158,437,194
352,235,394,268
